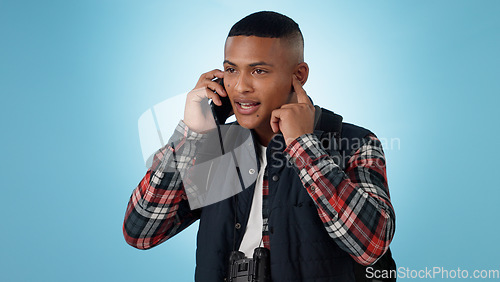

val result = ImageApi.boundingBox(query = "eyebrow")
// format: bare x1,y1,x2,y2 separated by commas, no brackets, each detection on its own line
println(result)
223,60,274,67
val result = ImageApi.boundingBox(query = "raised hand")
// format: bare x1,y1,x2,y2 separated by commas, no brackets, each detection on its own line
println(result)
270,75,315,146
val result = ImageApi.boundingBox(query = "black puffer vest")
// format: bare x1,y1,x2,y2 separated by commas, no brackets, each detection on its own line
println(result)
195,108,372,282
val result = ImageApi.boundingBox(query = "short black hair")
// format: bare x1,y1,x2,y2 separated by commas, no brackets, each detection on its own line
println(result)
228,11,303,44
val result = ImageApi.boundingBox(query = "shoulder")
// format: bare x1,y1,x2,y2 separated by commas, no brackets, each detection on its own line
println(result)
341,122,374,140
315,106,375,139
317,107,381,157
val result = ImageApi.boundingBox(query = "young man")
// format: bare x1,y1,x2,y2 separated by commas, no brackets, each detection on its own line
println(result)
123,11,395,281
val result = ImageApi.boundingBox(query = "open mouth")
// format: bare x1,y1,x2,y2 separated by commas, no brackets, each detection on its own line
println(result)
237,102,260,109
235,101,261,114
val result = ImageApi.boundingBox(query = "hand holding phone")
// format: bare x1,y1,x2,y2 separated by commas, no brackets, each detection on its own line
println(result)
184,69,227,133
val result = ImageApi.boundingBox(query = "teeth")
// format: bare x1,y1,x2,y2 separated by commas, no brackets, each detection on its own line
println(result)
240,102,257,109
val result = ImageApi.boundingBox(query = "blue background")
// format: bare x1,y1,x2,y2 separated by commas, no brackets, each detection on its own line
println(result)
1,0,499,281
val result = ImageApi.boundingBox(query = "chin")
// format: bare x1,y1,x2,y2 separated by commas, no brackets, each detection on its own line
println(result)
234,115,259,130
235,119,255,129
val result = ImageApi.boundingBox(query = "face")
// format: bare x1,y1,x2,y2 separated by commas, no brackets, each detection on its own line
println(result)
223,36,297,135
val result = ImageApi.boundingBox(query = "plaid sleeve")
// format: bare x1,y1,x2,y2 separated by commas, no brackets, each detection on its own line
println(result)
284,133,395,265
123,120,204,249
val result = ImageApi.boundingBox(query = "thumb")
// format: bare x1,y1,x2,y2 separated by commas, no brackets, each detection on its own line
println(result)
270,109,281,133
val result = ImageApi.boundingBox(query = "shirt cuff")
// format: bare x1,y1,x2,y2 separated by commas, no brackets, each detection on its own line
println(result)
284,133,342,170
284,134,324,169
169,120,207,144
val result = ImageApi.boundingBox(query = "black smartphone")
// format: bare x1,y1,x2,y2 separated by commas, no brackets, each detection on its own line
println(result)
210,78,232,125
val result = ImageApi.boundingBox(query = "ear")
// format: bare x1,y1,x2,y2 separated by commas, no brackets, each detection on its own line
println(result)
293,62,309,85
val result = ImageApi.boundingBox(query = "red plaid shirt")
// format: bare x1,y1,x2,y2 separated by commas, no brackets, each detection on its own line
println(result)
123,121,395,265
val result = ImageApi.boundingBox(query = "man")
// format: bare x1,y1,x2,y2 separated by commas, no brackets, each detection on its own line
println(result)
123,11,395,281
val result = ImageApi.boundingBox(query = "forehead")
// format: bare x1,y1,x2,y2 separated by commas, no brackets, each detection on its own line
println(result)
224,36,289,65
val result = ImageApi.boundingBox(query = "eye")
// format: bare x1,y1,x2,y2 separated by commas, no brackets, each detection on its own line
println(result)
225,67,235,73
254,69,267,75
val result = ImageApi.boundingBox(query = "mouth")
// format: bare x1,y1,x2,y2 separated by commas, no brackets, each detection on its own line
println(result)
234,99,261,115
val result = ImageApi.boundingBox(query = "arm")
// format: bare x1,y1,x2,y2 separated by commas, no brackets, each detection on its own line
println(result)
284,133,395,265
123,69,227,249
123,120,204,249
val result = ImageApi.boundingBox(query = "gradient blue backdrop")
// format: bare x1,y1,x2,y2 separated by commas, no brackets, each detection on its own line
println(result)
1,0,499,281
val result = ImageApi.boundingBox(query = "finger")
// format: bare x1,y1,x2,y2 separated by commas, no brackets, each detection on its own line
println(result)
292,75,311,105
192,87,218,104
194,70,224,93
270,110,282,133
279,103,301,109
202,69,224,81
194,82,223,106
206,80,227,98
206,89,222,106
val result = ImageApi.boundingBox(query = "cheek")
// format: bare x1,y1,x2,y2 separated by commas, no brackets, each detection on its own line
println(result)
223,80,231,92
223,79,236,99
262,81,292,105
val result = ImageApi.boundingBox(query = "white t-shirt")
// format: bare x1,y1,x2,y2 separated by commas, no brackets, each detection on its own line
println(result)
238,144,267,258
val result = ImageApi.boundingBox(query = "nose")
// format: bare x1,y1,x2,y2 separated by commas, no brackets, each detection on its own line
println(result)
234,73,252,94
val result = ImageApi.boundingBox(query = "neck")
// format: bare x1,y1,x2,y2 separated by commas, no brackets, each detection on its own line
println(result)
253,125,276,147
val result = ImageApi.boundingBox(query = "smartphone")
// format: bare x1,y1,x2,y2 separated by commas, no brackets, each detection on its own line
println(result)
210,78,233,125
